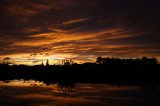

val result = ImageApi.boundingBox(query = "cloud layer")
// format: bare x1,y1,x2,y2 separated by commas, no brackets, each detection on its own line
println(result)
0,0,160,64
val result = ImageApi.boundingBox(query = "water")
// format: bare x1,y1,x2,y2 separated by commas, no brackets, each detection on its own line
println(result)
0,80,160,106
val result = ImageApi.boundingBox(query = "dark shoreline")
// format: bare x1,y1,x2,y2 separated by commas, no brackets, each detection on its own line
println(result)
0,64,160,88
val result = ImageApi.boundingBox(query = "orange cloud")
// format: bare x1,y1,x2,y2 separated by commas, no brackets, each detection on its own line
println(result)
6,1,52,17
62,18,91,25
3,25,158,65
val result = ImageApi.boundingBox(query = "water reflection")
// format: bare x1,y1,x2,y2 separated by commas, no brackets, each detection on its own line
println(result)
0,80,160,106
0,80,45,87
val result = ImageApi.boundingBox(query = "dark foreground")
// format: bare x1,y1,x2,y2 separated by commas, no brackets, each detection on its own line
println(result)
0,80,160,106
0,64,160,87
0,63,160,106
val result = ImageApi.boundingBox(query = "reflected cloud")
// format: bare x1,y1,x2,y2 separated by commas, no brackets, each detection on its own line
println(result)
0,80,160,106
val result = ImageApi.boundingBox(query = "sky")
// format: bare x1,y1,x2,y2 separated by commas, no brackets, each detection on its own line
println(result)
0,0,160,65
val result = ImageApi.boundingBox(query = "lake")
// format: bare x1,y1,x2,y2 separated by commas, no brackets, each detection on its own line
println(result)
0,80,160,106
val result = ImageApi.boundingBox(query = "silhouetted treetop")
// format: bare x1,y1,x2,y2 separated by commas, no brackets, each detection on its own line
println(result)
96,57,158,65
2,57,15,65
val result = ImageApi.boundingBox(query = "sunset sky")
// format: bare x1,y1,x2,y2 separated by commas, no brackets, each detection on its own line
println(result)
0,0,160,65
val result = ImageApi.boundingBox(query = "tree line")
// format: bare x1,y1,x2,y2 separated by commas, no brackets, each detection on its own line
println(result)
96,57,158,65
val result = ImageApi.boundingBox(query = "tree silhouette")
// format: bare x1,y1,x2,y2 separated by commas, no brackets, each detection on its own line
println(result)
46,59,49,66
62,59,74,66
96,57,158,65
2,57,15,65
96,57,103,64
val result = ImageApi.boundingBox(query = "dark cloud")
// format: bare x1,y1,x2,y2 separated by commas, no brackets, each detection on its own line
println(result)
0,0,160,63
